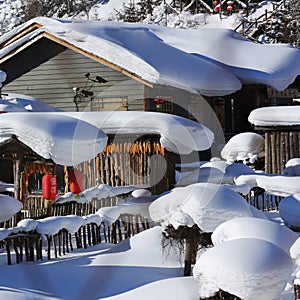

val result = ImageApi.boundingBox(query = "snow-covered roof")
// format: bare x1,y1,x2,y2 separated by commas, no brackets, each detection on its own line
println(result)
0,110,213,167
1,17,300,96
249,106,300,127
58,111,214,154
0,93,63,112
0,112,108,165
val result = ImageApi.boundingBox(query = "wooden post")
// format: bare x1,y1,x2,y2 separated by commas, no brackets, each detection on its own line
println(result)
46,235,51,260
294,284,300,300
5,239,12,265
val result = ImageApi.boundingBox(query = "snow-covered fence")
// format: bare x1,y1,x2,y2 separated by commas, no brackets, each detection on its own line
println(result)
0,231,42,265
1,212,152,265
244,187,282,211
234,0,288,40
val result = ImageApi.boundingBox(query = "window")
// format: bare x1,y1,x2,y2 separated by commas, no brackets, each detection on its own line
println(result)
91,96,128,111
28,165,65,194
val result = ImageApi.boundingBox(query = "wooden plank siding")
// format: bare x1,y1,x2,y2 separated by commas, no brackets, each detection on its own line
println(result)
3,47,145,112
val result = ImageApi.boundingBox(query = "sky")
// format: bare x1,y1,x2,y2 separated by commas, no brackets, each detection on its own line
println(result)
1,1,300,300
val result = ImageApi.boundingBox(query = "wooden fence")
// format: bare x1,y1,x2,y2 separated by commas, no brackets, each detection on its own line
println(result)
1,213,152,265
244,187,282,211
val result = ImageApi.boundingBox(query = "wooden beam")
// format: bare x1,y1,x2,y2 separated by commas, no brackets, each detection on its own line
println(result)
0,33,45,64
0,23,42,48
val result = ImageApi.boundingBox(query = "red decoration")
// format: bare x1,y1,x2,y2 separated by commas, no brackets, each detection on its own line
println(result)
154,97,165,105
214,5,220,11
227,1,233,5
213,0,219,5
227,5,233,11
69,169,83,194
154,97,165,109
42,174,57,200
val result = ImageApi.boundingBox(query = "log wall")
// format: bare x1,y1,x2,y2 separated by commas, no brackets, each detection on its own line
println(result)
77,135,177,195
260,128,300,174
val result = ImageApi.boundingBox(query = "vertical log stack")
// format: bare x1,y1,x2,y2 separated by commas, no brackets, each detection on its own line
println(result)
260,128,300,174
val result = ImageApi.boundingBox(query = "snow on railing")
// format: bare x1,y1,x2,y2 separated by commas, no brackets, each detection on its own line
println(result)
0,193,155,265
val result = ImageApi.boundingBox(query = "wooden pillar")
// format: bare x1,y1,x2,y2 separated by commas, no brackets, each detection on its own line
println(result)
13,158,24,224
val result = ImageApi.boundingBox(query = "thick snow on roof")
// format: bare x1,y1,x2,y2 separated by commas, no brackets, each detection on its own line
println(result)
0,112,108,165
249,106,300,127
59,111,214,154
3,17,300,95
220,132,265,163
0,93,62,112
193,238,294,300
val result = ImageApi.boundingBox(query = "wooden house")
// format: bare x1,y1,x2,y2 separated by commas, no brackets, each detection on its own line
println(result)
1,17,300,201
1,17,300,143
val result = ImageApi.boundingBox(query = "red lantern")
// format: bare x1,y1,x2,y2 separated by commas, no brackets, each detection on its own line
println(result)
42,174,57,201
69,169,83,194
227,1,233,5
213,0,219,5
227,5,233,11
214,5,220,11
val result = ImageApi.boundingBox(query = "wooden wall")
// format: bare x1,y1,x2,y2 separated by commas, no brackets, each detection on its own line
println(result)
262,128,300,174
2,39,144,112
76,135,177,195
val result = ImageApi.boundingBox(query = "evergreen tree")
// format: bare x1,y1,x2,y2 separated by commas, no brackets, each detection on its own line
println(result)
116,0,142,22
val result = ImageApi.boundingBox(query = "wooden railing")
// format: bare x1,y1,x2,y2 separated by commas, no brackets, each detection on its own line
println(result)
0,213,153,265
234,0,288,40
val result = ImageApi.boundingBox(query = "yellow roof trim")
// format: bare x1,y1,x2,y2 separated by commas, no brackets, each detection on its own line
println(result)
0,23,42,48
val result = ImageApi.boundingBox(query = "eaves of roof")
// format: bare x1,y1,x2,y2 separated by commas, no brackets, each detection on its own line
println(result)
0,23,154,88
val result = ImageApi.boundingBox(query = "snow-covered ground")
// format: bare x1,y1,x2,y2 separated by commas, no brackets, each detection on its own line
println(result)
0,1,299,300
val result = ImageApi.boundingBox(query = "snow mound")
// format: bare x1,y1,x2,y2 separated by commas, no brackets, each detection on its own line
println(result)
56,184,143,204
283,158,300,176
211,217,298,254
221,132,265,163
178,160,254,186
0,194,22,222
0,93,62,112
279,193,300,229
149,183,255,232
193,238,294,300
131,189,152,198
101,277,199,300
92,226,181,268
